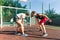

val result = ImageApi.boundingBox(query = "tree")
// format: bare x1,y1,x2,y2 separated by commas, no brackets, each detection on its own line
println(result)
0,0,27,8
0,0,28,22
45,8,55,14
0,0,6,5
45,8,56,18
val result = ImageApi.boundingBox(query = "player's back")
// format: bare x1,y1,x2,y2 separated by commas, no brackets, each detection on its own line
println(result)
17,13,26,19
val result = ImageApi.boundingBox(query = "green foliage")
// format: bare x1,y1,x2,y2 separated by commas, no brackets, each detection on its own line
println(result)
0,0,6,5
45,8,55,14
25,17,30,22
45,8,60,18
0,0,28,22
46,13,60,18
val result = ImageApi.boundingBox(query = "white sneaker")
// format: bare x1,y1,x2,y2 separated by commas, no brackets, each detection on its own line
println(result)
22,33,28,37
42,33,48,37
17,33,21,35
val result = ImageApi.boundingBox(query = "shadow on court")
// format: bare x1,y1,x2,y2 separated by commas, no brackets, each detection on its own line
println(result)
0,25,60,40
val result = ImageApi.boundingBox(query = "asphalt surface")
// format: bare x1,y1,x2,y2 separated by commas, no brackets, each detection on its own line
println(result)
0,25,60,40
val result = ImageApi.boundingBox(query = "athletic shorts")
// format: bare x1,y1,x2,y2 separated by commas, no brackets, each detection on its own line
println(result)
39,17,48,25
13,16,20,22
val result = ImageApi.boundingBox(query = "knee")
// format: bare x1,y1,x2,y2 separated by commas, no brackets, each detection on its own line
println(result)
41,23,44,25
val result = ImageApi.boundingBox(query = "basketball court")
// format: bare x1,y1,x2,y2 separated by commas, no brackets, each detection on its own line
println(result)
0,25,60,40
0,6,60,40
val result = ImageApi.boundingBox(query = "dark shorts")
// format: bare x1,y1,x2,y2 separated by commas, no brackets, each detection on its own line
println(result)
13,16,19,22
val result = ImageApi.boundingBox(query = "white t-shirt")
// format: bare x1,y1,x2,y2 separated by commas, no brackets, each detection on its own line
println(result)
16,13,26,20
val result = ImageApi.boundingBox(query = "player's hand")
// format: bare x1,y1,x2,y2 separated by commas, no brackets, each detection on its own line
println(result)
48,19,52,23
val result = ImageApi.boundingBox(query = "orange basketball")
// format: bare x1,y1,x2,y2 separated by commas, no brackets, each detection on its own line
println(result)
19,28,22,33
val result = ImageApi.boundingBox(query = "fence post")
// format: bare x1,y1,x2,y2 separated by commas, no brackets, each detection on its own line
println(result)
0,6,3,28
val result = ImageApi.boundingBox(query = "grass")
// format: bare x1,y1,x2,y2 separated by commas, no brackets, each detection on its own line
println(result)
46,25,60,30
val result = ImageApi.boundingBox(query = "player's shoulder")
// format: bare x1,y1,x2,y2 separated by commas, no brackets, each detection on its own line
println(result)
19,13,25,14
17,13,25,15
43,14,47,16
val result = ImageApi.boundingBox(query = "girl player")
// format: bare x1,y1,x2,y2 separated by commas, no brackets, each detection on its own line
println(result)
32,11,52,37
14,12,29,36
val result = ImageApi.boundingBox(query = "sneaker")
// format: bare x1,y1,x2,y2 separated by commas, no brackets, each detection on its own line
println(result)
22,33,28,37
42,33,48,37
15,31,19,34
17,33,21,35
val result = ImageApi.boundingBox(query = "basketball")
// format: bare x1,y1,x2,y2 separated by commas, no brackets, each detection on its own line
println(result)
19,28,22,34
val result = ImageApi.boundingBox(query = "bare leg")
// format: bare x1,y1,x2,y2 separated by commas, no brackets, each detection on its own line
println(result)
39,25,43,31
41,23,47,34
41,23,48,37
20,23,24,34
37,23,42,32
15,20,28,36
15,21,24,34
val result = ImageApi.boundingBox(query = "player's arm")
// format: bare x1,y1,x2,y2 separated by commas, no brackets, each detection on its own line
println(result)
21,14,25,24
35,15,38,21
43,14,50,20
43,14,52,22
